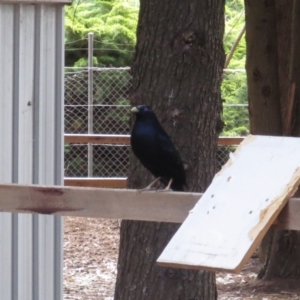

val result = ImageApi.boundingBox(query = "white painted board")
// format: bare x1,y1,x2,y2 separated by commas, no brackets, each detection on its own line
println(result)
157,135,300,273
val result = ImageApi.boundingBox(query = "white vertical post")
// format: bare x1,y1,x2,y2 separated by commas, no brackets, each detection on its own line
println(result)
88,32,94,177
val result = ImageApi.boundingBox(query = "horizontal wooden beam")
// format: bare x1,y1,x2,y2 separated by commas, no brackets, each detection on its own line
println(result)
0,183,199,223
64,134,244,146
0,183,299,230
64,134,130,145
275,198,300,231
64,177,127,188
217,137,244,146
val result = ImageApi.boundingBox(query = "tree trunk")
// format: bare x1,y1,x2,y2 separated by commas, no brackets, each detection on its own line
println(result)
245,0,282,135
275,0,293,135
114,0,225,299
245,0,300,279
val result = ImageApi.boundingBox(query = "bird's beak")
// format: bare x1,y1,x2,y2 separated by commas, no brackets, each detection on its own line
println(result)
131,107,139,113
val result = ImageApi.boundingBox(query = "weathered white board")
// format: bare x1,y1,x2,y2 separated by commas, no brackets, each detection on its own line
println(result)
157,135,300,273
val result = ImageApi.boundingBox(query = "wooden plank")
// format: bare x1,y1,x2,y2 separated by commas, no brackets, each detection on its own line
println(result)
64,134,243,146
64,177,127,188
217,137,244,146
157,135,300,273
0,183,200,222
275,197,300,231
64,134,130,145
0,182,298,228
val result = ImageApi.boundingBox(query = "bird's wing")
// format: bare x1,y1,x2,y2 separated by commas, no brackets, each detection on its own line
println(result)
156,130,186,190
157,131,183,169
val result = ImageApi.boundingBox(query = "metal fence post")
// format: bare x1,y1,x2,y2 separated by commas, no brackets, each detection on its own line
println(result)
88,32,94,177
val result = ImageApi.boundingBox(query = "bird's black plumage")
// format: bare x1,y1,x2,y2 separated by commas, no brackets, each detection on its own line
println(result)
130,105,186,191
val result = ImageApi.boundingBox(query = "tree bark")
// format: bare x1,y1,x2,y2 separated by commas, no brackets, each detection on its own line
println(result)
289,0,300,136
245,0,300,279
275,0,293,135
245,0,282,135
114,0,225,299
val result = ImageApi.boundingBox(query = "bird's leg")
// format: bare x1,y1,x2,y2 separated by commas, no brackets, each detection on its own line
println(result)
164,178,173,191
138,177,161,192
156,178,173,192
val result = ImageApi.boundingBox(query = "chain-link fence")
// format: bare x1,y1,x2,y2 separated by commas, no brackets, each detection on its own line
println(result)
64,67,131,178
65,67,131,134
65,144,129,177
64,67,248,178
216,146,237,170
222,70,249,136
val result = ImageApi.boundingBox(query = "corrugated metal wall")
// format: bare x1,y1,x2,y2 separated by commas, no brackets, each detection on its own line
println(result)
0,3,64,300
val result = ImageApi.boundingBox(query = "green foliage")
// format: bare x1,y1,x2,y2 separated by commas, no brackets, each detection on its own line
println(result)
74,57,99,67
65,0,249,137
221,0,249,136
224,0,245,69
221,71,249,136
65,0,138,67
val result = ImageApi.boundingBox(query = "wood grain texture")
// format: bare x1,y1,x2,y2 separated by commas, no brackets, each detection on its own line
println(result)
217,137,244,146
64,177,127,188
0,180,299,229
276,197,300,231
64,134,130,145
0,183,200,222
157,135,300,273
64,134,244,146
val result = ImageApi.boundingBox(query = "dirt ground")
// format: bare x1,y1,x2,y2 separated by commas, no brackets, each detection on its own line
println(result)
64,217,300,300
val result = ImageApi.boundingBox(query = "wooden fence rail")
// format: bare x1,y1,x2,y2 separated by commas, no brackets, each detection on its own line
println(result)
64,134,244,188
64,134,244,146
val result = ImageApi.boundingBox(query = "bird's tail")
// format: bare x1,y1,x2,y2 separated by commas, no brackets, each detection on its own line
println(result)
171,182,185,192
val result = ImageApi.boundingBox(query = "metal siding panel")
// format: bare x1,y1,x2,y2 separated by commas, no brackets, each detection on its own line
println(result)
11,5,21,300
39,5,55,184
36,5,63,300
32,6,41,300
38,215,55,299
18,4,34,183
54,6,64,186
17,217,33,299
0,5,13,183
36,7,56,299
54,7,64,299
32,5,41,185
17,5,36,299
0,8,14,299
0,215,13,300
12,5,21,300
0,3,64,300
54,217,63,300
12,4,20,185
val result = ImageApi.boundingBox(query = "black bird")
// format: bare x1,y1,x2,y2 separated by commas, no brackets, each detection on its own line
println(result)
130,105,186,191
